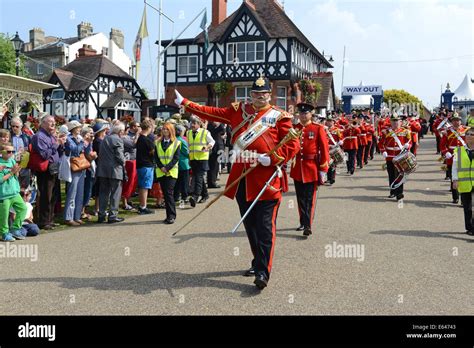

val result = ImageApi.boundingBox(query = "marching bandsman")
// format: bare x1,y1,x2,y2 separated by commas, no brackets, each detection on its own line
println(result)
364,116,376,162
432,112,446,154
342,115,361,175
379,113,411,201
408,113,422,156
324,115,343,185
290,103,329,236
174,76,299,290
356,114,368,168
440,113,469,204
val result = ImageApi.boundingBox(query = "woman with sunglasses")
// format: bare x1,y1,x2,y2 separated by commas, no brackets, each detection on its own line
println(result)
452,129,474,236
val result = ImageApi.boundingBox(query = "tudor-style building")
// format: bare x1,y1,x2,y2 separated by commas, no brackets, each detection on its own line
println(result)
43,45,146,120
161,0,334,111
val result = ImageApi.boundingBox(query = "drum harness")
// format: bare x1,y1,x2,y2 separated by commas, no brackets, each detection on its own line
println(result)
388,129,412,190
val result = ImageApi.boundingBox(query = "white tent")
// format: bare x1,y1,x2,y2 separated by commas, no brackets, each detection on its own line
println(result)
453,74,474,101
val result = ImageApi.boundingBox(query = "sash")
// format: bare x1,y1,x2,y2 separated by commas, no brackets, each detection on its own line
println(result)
325,127,337,146
388,128,404,150
233,107,281,154
447,127,467,148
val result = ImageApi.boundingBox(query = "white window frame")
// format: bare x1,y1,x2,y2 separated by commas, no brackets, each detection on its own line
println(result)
276,86,287,111
177,56,198,76
235,86,252,103
37,63,43,75
227,41,265,64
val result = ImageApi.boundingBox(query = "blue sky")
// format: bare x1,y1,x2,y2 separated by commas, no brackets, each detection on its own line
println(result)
1,0,472,108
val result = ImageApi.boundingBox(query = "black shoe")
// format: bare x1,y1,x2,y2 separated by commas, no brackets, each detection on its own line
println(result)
243,267,255,277
303,227,312,236
40,224,55,230
396,194,404,201
452,199,459,204
466,230,474,236
97,215,106,223
189,197,196,208
254,274,268,290
388,194,396,198
138,207,155,215
296,225,305,231
108,216,124,224
198,197,208,204
164,218,175,225
208,184,221,189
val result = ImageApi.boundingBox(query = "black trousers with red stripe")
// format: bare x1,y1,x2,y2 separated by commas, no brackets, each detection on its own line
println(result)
236,179,281,281
294,180,318,229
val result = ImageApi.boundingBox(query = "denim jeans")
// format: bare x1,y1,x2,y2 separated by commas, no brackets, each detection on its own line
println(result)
64,170,85,221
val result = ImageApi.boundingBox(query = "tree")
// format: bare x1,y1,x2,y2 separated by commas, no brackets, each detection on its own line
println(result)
383,89,425,114
0,33,29,77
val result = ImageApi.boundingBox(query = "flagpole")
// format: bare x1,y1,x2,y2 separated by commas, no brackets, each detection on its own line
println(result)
157,0,163,107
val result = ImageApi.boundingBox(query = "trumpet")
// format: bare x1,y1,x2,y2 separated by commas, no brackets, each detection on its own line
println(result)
441,165,447,172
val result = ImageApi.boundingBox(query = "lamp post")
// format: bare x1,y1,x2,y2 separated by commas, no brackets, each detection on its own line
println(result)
11,32,24,76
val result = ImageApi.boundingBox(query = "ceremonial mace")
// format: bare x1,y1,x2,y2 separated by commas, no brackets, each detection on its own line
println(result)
172,128,301,236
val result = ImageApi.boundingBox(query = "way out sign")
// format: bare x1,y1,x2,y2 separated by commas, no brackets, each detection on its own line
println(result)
343,85,383,96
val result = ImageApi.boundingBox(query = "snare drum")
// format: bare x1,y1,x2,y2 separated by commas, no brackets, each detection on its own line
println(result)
393,151,417,175
329,146,345,166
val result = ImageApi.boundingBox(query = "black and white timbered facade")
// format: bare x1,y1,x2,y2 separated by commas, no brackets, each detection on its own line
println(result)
161,0,334,110
44,46,146,120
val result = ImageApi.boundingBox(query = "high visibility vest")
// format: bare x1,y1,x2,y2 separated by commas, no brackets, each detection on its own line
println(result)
155,140,180,179
467,116,474,128
455,146,474,193
187,128,210,161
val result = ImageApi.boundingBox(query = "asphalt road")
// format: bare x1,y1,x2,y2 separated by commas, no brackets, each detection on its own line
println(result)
1,135,473,315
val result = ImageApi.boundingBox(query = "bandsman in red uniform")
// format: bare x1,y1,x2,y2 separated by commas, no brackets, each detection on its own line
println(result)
440,113,470,204
324,115,344,185
364,116,376,162
432,112,446,154
342,115,361,175
356,114,368,168
408,113,422,155
378,113,411,201
174,76,299,290
290,103,329,237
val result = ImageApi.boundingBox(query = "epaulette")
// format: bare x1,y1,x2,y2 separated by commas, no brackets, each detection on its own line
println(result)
276,108,293,121
231,102,240,112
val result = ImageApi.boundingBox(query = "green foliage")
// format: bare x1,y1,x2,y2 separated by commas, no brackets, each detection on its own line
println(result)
213,80,232,97
141,88,149,99
0,33,29,77
383,89,424,108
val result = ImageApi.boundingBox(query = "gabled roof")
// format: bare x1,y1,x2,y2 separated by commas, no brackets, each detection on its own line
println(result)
50,54,133,91
453,74,474,101
100,87,136,109
162,0,332,67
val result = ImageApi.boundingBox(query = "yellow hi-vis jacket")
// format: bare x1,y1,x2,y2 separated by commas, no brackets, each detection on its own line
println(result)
454,146,474,193
155,140,181,179
187,128,210,161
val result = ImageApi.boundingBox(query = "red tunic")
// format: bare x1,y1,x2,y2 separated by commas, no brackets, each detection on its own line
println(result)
378,127,411,162
290,122,329,183
365,124,375,143
181,99,300,201
328,126,343,145
440,126,469,165
357,124,368,146
342,125,361,150
409,119,421,143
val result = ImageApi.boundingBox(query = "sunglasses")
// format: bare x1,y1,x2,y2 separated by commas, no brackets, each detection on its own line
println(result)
4,150,15,154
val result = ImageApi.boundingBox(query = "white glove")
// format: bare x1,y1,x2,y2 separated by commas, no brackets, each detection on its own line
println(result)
257,154,271,167
174,90,184,106
338,140,344,146
445,152,453,160
382,151,388,158
403,143,410,150
319,171,327,184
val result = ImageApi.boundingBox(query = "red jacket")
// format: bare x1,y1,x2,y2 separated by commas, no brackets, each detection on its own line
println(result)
181,99,300,201
432,117,443,137
440,126,469,165
365,124,375,143
378,127,411,162
409,119,421,143
328,126,343,145
290,122,329,183
357,124,368,146
342,125,361,150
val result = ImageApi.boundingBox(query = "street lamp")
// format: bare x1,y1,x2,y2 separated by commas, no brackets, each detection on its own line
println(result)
11,32,24,76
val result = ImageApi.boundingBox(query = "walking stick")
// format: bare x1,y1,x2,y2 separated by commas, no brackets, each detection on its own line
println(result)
172,128,300,236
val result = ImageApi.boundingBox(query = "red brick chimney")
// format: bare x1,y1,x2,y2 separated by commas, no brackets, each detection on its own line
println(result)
78,44,97,57
211,0,227,28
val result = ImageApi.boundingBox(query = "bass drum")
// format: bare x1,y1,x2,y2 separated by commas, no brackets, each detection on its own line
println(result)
393,150,417,175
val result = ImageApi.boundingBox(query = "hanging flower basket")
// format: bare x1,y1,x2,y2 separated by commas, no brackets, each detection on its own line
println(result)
299,79,322,106
213,80,232,97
